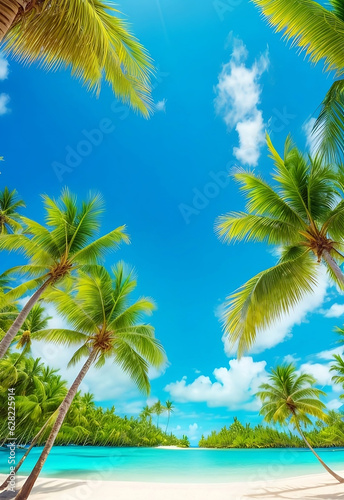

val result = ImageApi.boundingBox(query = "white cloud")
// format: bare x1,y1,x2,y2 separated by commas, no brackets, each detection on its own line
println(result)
283,354,300,364
222,265,329,355
0,54,9,80
323,303,344,318
165,357,267,410
155,98,167,112
0,93,10,115
303,116,316,155
299,362,333,387
328,399,343,410
316,346,343,361
215,37,269,166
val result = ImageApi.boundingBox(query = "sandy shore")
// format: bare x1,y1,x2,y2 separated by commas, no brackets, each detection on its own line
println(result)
1,472,344,500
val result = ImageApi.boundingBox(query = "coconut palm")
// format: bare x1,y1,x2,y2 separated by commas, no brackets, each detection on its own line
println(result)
257,364,344,482
0,188,128,358
0,187,24,234
13,304,52,358
330,354,344,394
252,0,344,162
215,135,344,355
0,0,153,116
14,263,166,499
152,400,164,428
165,400,174,433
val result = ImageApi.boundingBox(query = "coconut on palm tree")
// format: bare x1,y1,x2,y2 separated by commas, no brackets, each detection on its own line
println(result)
252,0,344,162
257,364,344,482
0,0,153,115
14,263,165,499
0,187,24,234
216,135,344,355
0,188,128,359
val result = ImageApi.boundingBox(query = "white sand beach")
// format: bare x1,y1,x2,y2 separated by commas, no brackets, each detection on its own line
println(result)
1,471,344,500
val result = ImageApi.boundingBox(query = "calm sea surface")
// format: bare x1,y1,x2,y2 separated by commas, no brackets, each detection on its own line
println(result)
1,447,344,483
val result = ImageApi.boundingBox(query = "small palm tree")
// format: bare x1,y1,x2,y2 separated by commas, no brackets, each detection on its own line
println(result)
152,400,164,428
165,400,174,433
257,364,344,482
330,354,344,395
216,135,344,355
252,0,344,162
15,263,165,499
0,188,128,358
0,187,24,234
14,304,51,358
0,0,153,115
140,405,153,424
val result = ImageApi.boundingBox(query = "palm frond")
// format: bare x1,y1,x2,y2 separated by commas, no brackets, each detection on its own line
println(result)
4,0,154,115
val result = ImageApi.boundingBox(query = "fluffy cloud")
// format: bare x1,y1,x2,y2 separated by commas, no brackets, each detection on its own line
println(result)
0,93,10,115
323,303,344,318
165,357,267,410
0,54,9,80
155,98,167,112
299,362,333,387
222,265,329,355
215,37,269,166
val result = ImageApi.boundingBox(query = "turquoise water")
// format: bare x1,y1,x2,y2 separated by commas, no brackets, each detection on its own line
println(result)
1,447,344,483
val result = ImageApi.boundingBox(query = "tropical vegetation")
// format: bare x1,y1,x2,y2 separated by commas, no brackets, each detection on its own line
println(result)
252,0,344,162
199,411,344,449
0,0,153,115
216,135,344,355
0,354,188,451
257,364,344,482
0,188,128,359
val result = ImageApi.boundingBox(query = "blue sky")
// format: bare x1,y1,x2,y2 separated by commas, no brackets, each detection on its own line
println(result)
1,0,344,445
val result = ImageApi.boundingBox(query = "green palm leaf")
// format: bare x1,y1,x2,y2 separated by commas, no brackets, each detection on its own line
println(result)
4,0,154,115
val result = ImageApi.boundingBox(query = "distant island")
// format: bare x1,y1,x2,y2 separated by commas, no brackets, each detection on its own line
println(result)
199,415,344,449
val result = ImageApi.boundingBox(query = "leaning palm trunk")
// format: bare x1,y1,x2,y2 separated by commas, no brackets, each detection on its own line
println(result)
0,409,58,491
14,349,97,500
0,281,50,359
165,415,170,433
322,250,344,288
0,0,28,42
296,422,344,483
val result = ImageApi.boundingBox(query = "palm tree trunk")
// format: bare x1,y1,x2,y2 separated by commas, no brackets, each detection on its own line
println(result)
296,422,344,483
14,349,98,500
0,0,28,42
322,250,344,288
0,410,58,491
0,280,50,359
165,414,170,433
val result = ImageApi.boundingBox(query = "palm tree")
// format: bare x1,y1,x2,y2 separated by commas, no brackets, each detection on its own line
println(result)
252,0,344,162
0,187,24,234
15,263,166,499
165,400,174,433
0,0,153,116
152,400,164,428
14,304,51,358
0,188,128,359
215,135,344,355
140,405,153,424
330,354,344,395
256,364,344,482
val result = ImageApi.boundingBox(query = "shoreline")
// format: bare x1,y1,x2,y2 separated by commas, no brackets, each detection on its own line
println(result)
2,471,344,499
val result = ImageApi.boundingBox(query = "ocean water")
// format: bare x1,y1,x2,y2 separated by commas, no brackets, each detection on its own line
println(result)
1,446,344,483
